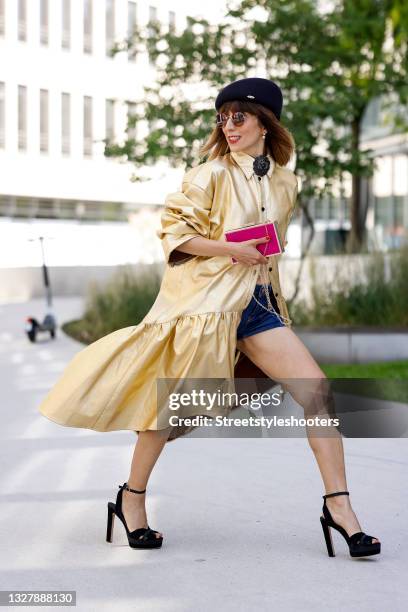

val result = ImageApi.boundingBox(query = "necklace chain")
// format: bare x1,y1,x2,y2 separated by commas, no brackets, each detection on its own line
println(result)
238,173,292,325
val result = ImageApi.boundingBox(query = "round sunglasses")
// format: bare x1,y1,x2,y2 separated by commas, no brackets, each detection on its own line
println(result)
216,111,247,128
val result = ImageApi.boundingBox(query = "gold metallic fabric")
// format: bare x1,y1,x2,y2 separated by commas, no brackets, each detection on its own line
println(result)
38,151,298,436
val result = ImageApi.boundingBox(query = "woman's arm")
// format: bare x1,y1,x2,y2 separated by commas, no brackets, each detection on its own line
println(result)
176,235,269,266
158,164,271,266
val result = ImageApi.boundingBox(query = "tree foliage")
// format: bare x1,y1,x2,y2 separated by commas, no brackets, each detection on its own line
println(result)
106,0,408,254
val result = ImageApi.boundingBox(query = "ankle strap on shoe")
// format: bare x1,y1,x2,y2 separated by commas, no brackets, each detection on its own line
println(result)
119,482,146,494
323,491,349,500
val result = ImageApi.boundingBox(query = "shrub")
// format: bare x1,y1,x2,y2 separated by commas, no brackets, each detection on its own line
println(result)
63,266,162,344
290,246,408,327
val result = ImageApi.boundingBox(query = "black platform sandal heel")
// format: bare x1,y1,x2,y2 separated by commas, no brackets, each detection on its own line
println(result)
320,491,380,558
106,482,163,549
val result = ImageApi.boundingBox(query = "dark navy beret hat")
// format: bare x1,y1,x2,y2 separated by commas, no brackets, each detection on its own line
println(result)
215,77,283,120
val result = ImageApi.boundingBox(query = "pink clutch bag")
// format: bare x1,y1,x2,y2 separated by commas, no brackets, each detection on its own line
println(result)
225,220,283,265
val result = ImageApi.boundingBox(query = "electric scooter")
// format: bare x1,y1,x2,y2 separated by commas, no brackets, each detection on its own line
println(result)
25,236,57,343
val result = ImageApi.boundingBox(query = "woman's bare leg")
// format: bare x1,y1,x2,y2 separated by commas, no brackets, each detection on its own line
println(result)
237,328,380,543
122,426,173,538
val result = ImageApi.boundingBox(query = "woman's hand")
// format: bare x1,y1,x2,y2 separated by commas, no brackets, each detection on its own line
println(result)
228,237,270,266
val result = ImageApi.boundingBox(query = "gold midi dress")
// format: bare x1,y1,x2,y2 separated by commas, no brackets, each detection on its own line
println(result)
38,151,298,441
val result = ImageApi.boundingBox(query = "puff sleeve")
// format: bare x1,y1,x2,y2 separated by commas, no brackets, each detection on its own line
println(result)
156,168,214,266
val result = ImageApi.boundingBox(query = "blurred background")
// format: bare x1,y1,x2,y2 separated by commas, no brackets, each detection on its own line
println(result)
0,4,407,609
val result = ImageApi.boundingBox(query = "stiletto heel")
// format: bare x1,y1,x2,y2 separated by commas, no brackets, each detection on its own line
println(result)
106,482,163,549
320,491,381,558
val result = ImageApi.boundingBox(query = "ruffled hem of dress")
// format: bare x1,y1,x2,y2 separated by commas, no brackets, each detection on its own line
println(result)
38,309,242,436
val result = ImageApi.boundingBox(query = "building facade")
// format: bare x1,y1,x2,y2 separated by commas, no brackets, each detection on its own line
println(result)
0,0,191,226
0,0,231,269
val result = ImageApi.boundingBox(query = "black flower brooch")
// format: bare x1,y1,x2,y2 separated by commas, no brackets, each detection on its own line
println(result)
253,155,270,177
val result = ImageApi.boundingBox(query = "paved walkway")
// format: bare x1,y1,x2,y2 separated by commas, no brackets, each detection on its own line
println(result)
0,298,406,612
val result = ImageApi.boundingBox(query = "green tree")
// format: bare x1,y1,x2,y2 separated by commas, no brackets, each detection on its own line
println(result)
106,0,408,259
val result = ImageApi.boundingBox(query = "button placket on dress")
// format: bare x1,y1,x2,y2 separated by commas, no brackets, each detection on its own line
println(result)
236,155,285,313
238,172,261,311
267,177,285,307
257,172,281,302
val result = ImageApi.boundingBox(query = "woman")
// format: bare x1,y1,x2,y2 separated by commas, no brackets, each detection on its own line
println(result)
39,77,380,557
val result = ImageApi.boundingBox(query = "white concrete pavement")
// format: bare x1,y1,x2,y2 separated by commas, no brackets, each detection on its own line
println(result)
0,297,407,612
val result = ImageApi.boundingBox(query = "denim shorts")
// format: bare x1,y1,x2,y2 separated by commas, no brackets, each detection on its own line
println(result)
237,283,284,340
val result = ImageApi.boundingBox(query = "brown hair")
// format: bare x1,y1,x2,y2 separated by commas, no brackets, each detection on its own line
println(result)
198,100,295,166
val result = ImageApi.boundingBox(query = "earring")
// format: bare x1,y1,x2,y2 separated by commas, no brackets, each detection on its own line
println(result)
262,131,267,139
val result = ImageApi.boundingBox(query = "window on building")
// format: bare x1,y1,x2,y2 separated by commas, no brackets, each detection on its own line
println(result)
395,196,405,228
40,0,48,45
0,0,5,36
62,0,71,49
361,97,381,136
37,198,56,218
83,96,93,156
106,0,115,56
0,195,14,217
169,10,175,32
58,199,77,219
149,6,157,23
61,92,70,155
148,5,157,65
18,0,27,42
373,155,392,239
18,85,27,151
314,197,325,220
83,0,92,54
15,196,35,218
343,196,351,221
126,101,137,141
105,99,115,142
394,155,408,200
0,82,4,149
328,195,341,221
375,195,392,228
127,1,137,61
40,89,48,153
391,155,407,247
